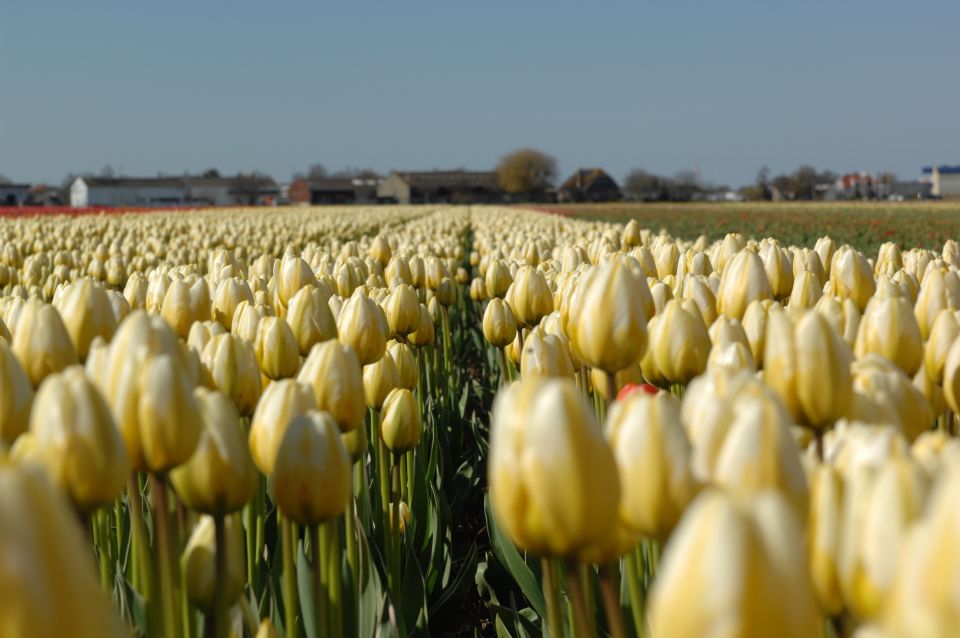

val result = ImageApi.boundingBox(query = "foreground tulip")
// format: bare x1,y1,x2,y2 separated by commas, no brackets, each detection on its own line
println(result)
134,354,204,473
286,285,338,355
488,378,620,558
383,283,420,337
808,464,845,616
482,298,517,348
648,490,822,638
855,295,922,375
830,247,876,311
717,250,773,320
248,379,316,475
388,341,418,390
27,366,128,513
202,333,262,416
507,266,553,327
567,259,651,374
182,514,246,612
0,461,128,637
171,388,256,515
363,354,401,409
923,309,960,384
941,337,960,414
765,310,853,430
380,388,422,452
297,340,365,432
274,411,352,526
0,340,32,446
55,278,118,360
851,355,933,442
11,299,78,387
605,392,697,540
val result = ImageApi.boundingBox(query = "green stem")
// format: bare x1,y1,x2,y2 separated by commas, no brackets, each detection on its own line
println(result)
624,552,646,637
95,509,112,591
376,414,390,523
127,474,150,593
328,522,343,638
541,559,565,638
150,473,181,638
564,560,598,638
405,449,415,512
281,514,298,638
497,346,510,387
399,453,409,503
390,453,403,593
312,524,329,638
212,515,229,638
254,473,265,596
599,565,627,638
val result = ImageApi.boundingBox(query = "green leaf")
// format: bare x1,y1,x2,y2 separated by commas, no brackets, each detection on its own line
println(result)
429,541,479,623
484,495,547,620
296,541,316,638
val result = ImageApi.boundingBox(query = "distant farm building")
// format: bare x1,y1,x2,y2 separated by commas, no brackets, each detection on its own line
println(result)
69,175,279,208
289,176,383,205
0,183,30,206
377,171,504,204
558,168,622,203
923,165,960,198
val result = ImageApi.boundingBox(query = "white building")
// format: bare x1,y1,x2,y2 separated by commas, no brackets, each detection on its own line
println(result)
923,166,960,198
69,175,279,208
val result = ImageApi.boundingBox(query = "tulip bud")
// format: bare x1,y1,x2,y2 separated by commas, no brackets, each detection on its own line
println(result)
507,266,553,328
212,278,254,331
368,235,392,266
762,243,794,300
380,388,422,452
297,340,364,432
182,514,246,611
488,378,620,558
383,284,420,337
469,277,487,301
274,411,352,526
0,341,32,446
388,341,418,391
0,461,129,637
855,296,922,375
253,316,300,381
277,256,318,308
337,290,387,365
341,422,366,463
789,269,823,310
171,388,256,515
27,366,128,513
649,299,710,385
808,464,845,616
716,250,773,321
648,490,821,638
679,275,718,326
765,310,853,429
605,392,698,540
407,303,435,347
201,334,262,416
248,379,314,476
482,298,517,348
363,354,401,410
590,364,644,401
521,328,575,379
914,267,960,340
135,354,204,472
286,285,337,356
567,259,651,373
11,299,78,388
923,309,960,384
55,278,117,361
124,272,148,310
231,300,272,342
385,254,412,287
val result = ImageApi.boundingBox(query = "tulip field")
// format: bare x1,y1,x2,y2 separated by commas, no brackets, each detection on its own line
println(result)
3,204,960,638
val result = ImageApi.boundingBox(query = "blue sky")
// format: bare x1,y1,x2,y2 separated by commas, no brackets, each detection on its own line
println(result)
1,1,958,188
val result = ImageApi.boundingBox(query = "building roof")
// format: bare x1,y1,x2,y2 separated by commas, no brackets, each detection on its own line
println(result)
392,170,500,189
76,175,279,190
0,183,31,191
560,168,619,192
923,165,960,175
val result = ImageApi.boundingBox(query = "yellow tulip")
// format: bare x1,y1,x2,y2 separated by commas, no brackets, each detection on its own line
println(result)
338,290,387,365
851,355,933,442
55,278,117,360
914,267,960,340
201,333,262,416
648,490,822,638
171,388,256,515
0,340,32,446
387,340,418,391
248,379,315,475
254,316,300,380
160,277,210,339
408,303,435,347
717,250,773,320
605,391,698,540
368,235,392,266
741,298,774,368
830,246,876,311
212,277,254,330
520,328,575,379
297,340,365,432
789,269,823,310
650,299,711,385
923,309,960,384
855,296,922,375
764,309,853,429
27,366,128,512
286,285,338,356
363,353,401,409
380,387,422,452
761,242,794,300
482,298,517,348
808,464,845,616
567,258,651,373
383,283,420,337
277,256,318,308
0,460,128,637
181,514,246,611
469,277,487,301
507,266,553,328
274,411,352,526
11,299,78,388
488,378,620,558
589,364,644,401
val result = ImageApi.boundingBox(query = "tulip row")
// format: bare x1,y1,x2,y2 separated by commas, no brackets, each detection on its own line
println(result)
3,204,960,638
